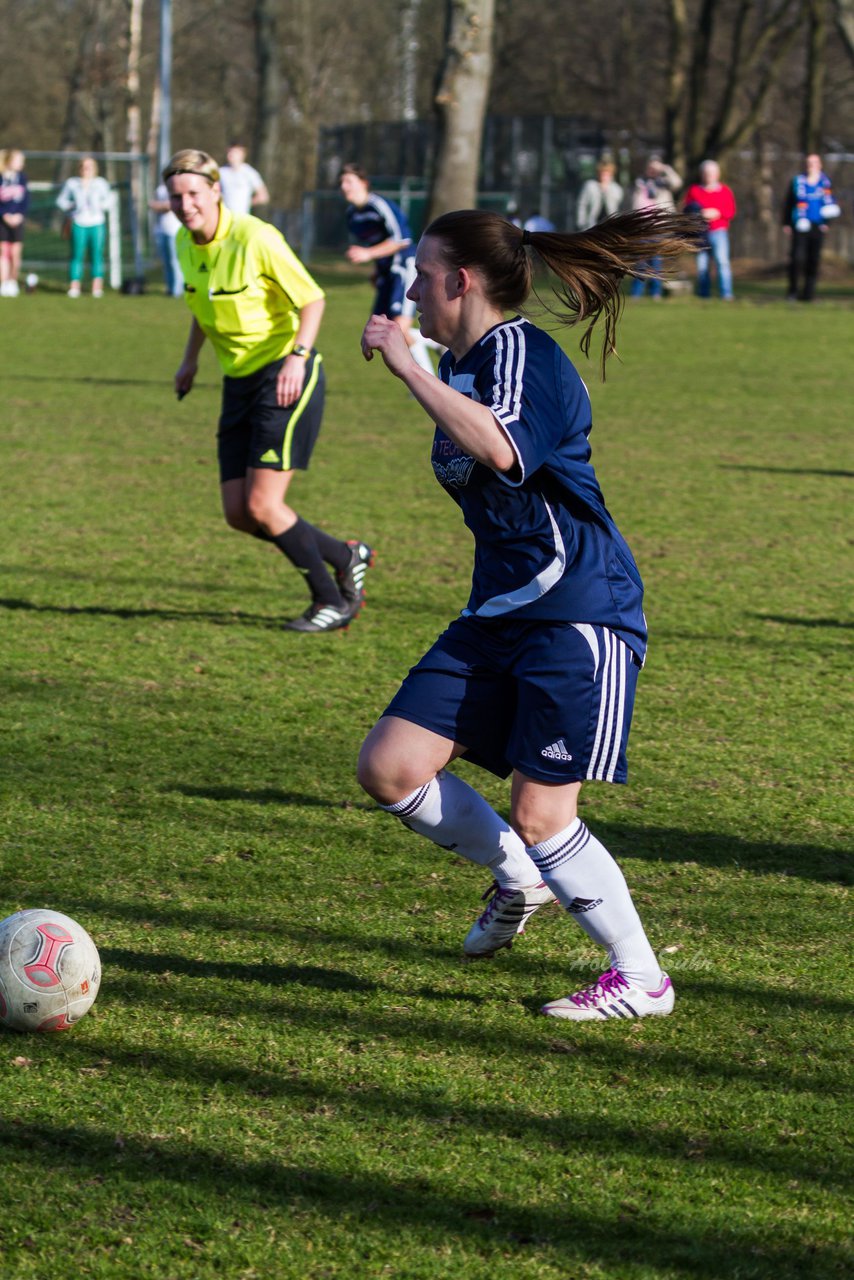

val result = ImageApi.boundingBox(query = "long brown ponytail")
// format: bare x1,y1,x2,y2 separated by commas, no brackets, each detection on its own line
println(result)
424,207,704,375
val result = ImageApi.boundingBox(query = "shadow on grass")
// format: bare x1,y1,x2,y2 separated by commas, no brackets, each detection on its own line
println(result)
169,784,374,810
749,613,854,631
0,595,281,629
718,464,854,478
161,788,848,885
103,947,380,994
94,957,851,1099
1,373,218,390
592,822,850,884
0,1118,846,1278
0,594,439,628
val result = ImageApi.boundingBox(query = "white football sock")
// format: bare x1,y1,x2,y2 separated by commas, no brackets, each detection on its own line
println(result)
408,336,436,375
380,771,541,889
528,818,662,989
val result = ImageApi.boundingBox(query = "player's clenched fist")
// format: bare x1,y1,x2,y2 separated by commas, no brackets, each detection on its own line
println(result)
361,314,412,376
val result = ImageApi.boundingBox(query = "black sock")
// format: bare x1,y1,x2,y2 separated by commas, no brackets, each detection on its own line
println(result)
304,521,351,573
271,519,344,608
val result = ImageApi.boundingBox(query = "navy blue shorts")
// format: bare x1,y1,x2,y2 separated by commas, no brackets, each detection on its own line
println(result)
217,351,325,483
373,260,416,319
383,615,641,784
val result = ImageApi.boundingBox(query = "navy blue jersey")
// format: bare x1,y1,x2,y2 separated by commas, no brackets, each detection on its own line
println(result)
0,170,28,217
434,318,647,662
346,193,414,276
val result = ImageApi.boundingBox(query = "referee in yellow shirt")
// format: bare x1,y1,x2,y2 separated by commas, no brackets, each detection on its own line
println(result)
165,149,373,632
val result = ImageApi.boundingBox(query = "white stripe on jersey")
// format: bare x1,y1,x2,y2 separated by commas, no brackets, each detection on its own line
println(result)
368,195,410,249
488,319,527,450
586,629,630,782
467,499,567,617
453,317,568,618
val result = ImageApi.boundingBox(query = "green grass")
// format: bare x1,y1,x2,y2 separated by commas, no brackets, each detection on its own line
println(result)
0,278,852,1280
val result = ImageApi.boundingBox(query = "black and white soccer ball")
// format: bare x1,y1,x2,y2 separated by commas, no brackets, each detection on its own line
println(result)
0,909,101,1032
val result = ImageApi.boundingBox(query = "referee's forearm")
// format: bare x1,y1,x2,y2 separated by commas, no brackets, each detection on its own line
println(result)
292,296,325,352
182,319,206,361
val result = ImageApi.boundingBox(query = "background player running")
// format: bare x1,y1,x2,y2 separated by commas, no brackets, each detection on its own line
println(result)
358,206,700,1021
339,163,438,376
166,149,372,633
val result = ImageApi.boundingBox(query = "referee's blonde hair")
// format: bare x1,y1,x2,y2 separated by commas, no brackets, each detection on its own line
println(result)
162,149,221,186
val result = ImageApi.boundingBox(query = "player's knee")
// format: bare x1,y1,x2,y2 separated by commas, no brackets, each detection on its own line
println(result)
512,817,548,849
356,740,420,805
223,506,252,532
356,741,387,800
245,491,276,528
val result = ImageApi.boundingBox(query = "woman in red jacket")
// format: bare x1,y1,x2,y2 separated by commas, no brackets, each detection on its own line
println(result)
683,160,736,300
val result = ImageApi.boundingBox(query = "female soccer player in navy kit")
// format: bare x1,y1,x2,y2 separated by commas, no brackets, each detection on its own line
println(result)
339,164,437,375
358,207,699,1021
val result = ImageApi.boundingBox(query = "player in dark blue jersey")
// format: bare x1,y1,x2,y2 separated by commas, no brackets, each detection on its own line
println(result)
358,206,700,1022
339,165,437,375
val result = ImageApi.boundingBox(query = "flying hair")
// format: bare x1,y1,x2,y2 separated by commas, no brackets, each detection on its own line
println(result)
423,207,705,376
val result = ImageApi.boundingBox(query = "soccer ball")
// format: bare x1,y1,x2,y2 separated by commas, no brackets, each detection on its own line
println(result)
0,909,101,1032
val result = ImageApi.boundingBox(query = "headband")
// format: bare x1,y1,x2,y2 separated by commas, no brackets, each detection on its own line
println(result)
165,167,219,183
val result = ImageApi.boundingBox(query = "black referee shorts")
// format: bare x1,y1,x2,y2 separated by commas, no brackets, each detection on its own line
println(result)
217,350,325,483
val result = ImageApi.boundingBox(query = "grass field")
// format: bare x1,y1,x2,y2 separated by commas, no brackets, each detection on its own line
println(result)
0,272,852,1280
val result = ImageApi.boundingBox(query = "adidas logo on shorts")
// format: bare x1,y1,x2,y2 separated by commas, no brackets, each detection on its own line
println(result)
540,738,573,762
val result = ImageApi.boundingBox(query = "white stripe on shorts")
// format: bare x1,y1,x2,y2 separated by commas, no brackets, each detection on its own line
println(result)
578,626,631,782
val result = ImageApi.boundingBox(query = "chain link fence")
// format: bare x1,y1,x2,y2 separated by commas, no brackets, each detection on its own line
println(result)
308,114,854,270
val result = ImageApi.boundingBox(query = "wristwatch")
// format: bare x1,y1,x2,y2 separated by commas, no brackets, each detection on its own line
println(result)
291,343,310,358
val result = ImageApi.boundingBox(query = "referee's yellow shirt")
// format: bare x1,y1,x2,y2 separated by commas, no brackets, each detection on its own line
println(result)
176,205,325,378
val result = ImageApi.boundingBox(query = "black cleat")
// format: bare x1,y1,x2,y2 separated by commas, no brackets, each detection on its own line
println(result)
336,540,375,618
284,602,351,633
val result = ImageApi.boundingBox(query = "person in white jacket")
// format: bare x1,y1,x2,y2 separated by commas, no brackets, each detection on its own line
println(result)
56,156,112,297
576,157,623,231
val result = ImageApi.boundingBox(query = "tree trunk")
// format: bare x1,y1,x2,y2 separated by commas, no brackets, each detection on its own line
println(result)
126,0,143,155
685,0,715,168
126,0,145,270
834,0,854,61
802,0,827,151
428,0,496,221
56,6,102,182
401,0,422,121
667,0,806,178
664,0,688,174
253,0,280,200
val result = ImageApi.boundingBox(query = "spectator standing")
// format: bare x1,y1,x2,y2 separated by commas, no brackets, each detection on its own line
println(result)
0,148,28,297
782,153,841,302
219,143,270,216
576,156,623,231
56,156,112,297
149,181,184,297
682,160,736,300
630,155,682,298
